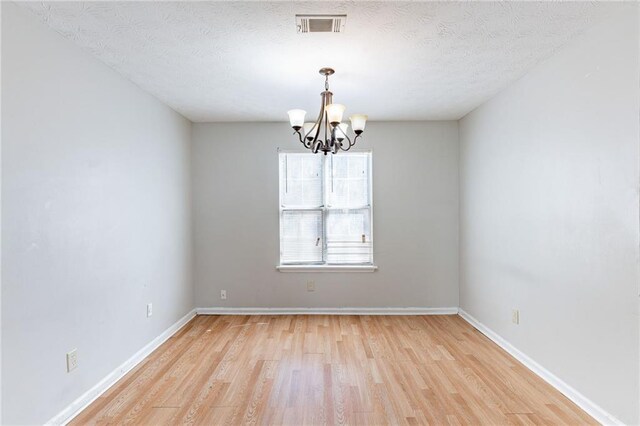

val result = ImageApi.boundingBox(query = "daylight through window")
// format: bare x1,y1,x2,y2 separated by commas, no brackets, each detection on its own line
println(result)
279,151,373,265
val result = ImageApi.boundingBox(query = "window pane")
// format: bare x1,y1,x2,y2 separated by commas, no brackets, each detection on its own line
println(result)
326,208,372,264
327,153,369,208
280,153,323,207
281,210,323,263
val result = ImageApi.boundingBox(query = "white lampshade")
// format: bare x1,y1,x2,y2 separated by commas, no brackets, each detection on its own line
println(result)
303,122,316,139
337,123,349,139
287,109,306,128
326,104,346,124
350,114,368,132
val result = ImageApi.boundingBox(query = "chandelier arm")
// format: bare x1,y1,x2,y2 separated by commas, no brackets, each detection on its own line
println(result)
305,112,323,145
306,92,327,145
324,114,328,146
296,92,326,149
323,91,333,147
336,132,352,151
310,115,323,144
312,139,323,154
330,127,339,154
339,132,364,152
294,130,313,149
301,130,311,148
344,133,353,147
350,133,362,147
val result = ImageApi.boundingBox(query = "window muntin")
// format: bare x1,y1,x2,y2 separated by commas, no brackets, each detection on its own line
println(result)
279,151,373,265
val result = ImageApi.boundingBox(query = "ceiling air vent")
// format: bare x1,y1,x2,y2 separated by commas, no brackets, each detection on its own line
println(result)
296,15,346,33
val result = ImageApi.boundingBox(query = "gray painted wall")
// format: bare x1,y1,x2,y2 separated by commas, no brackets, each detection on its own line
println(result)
3,1,639,424
459,7,639,424
192,121,459,309
1,3,194,424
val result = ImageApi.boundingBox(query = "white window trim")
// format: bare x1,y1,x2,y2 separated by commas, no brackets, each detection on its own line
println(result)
277,148,377,272
277,264,378,273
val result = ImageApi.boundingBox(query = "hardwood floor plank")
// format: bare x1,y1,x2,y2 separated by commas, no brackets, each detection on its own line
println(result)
70,315,597,425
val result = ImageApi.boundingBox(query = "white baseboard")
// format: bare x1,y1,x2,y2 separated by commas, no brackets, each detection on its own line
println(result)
45,309,197,426
458,309,623,426
196,307,459,315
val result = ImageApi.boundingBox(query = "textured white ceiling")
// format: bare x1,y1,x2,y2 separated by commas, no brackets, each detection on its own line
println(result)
18,1,617,122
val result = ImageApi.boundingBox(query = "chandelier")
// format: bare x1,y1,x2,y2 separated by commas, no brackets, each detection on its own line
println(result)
287,68,368,155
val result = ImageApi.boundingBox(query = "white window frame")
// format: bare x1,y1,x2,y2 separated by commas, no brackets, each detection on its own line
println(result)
277,149,377,272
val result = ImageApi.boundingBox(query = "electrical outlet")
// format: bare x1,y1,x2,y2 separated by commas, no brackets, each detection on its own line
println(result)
306,281,315,292
66,349,78,372
220,289,227,300
147,303,153,317
512,309,520,325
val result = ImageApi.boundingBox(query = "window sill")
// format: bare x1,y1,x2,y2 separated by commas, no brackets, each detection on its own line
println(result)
277,265,378,273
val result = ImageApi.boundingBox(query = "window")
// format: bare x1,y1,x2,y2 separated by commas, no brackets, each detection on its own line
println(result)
278,151,374,268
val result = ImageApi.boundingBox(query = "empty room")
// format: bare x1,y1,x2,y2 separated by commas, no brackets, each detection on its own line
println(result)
1,1,639,425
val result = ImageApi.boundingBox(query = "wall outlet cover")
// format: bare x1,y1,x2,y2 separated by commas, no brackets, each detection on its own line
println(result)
66,349,78,372
307,281,315,291
147,303,153,317
221,289,227,300
512,309,520,324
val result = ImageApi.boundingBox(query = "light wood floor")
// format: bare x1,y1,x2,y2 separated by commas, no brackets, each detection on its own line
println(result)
72,315,596,425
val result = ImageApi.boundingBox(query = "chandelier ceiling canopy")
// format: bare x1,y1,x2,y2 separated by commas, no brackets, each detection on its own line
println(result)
287,68,367,155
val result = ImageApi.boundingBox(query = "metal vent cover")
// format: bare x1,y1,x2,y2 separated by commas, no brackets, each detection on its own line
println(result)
296,15,346,33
